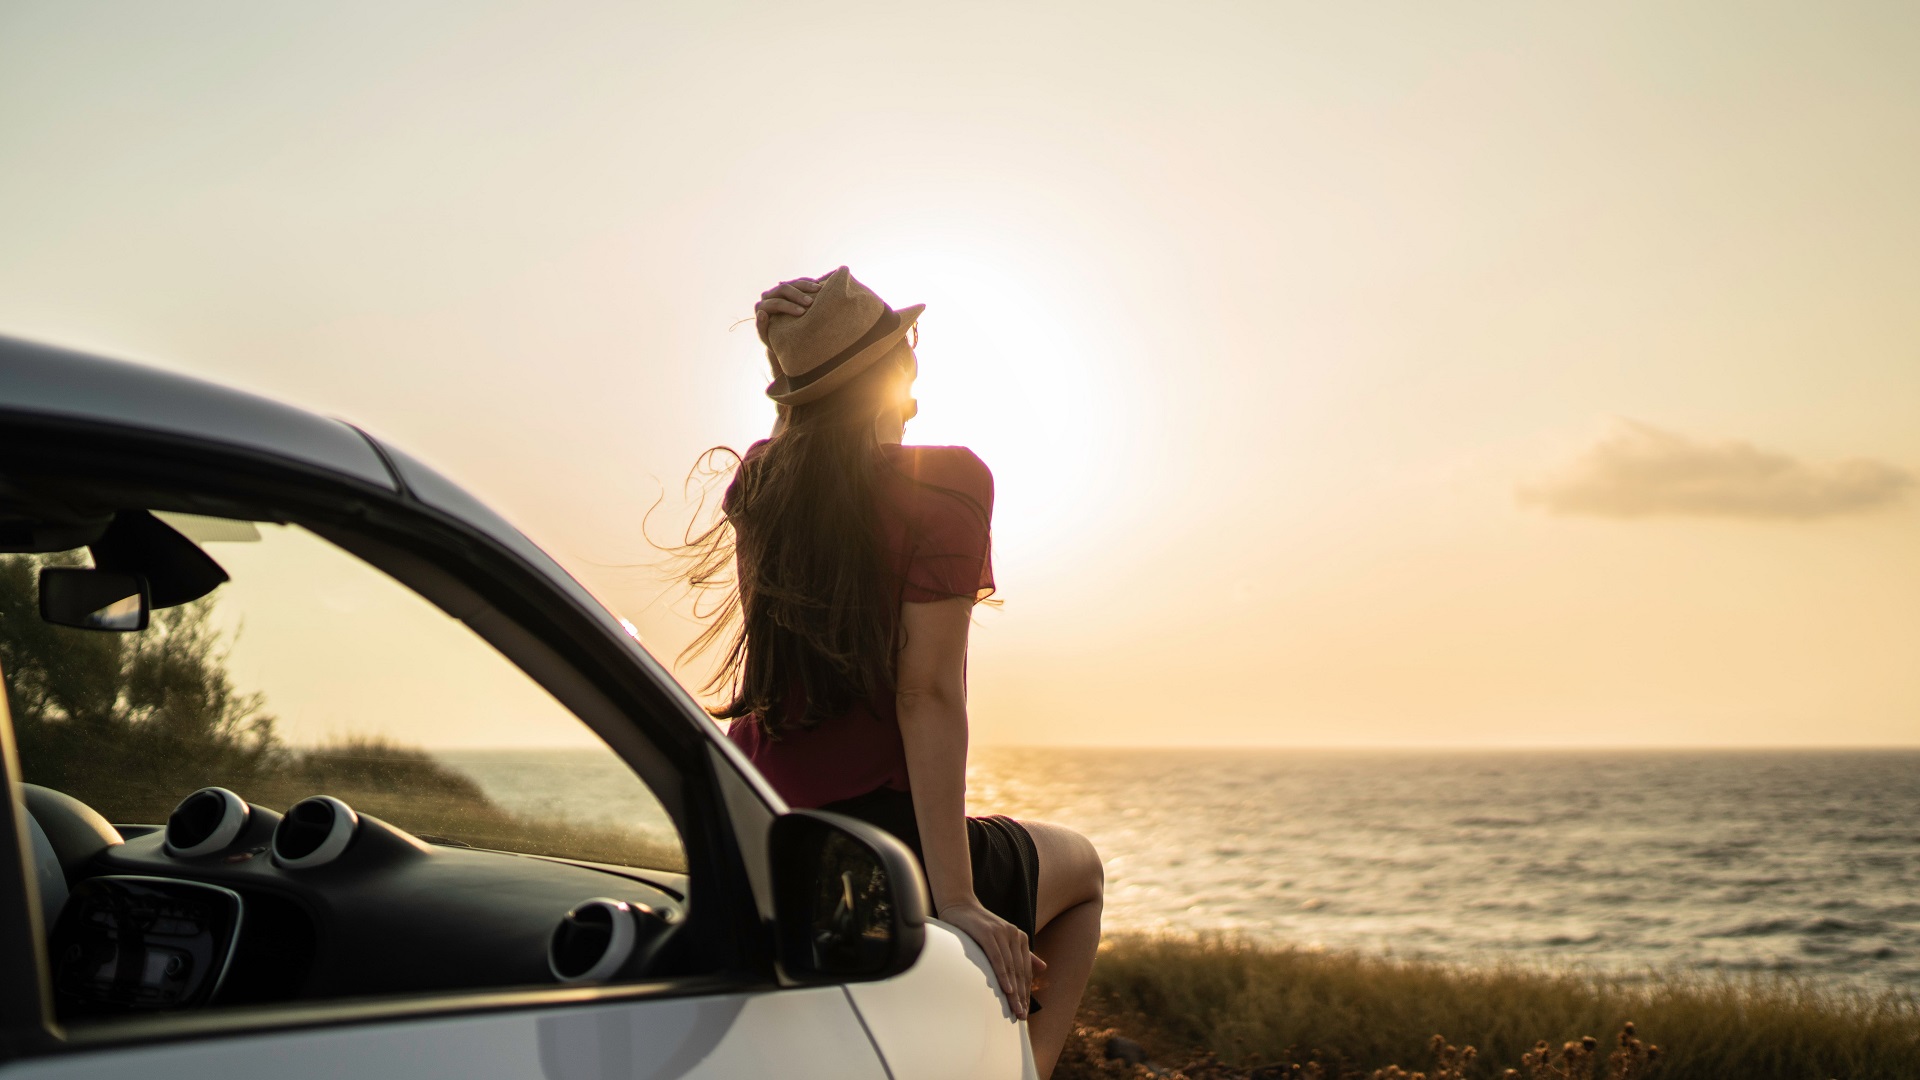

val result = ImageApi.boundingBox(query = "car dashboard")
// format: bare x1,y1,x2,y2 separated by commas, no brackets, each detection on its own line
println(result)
27,784,688,1022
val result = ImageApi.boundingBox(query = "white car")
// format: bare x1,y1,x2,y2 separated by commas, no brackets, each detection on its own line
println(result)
0,335,1037,1079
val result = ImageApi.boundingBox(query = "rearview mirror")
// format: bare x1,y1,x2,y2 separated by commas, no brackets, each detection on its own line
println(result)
769,810,928,984
39,568,150,632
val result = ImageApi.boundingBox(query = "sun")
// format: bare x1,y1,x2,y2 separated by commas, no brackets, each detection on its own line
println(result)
833,240,1131,570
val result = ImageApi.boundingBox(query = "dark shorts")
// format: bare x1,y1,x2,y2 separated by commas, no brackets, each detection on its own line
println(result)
821,786,1040,941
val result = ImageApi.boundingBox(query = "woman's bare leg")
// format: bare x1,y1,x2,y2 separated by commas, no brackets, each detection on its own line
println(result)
1020,820,1104,1079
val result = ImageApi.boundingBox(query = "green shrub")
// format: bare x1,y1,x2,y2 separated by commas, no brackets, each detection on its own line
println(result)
1,551,279,821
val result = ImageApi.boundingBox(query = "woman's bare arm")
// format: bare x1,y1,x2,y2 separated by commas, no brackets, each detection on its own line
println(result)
754,277,819,438
896,598,976,909
896,596,1038,1018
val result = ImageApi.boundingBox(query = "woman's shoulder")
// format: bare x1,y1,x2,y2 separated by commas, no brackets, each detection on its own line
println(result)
721,440,771,515
885,443,991,477
884,444,994,505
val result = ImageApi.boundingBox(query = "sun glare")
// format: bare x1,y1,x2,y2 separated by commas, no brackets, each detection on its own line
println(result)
838,240,1132,571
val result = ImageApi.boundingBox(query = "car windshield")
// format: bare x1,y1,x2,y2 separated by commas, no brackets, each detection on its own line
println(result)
1,514,684,872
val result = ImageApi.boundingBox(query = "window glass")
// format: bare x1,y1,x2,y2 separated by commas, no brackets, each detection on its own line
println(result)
1,517,683,871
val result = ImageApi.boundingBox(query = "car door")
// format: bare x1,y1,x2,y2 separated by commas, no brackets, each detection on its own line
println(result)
0,990,885,1080
0,391,890,1078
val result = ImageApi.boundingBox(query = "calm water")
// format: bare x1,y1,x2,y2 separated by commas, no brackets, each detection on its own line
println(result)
440,746,1920,993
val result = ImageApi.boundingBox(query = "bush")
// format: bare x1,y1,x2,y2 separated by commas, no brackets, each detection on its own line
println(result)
1,551,279,822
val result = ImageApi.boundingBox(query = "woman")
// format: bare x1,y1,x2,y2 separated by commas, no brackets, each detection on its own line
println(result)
682,267,1104,1077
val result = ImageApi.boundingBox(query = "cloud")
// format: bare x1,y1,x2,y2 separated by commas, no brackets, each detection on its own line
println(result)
1519,421,1914,521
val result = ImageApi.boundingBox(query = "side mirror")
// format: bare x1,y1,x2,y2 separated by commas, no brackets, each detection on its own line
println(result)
39,568,150,632
769,810,928,984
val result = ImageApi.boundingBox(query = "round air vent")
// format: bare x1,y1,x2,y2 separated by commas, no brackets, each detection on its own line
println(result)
548,899,641,983
271,796,359,868
164,787,250,858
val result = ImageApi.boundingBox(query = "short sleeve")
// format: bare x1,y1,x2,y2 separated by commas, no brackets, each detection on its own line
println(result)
898,447,995,604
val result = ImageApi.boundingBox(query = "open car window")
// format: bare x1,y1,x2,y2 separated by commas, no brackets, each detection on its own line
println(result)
0,504,704,1031
2,516,684,872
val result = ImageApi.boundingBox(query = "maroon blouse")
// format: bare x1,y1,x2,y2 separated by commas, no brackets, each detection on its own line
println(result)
724,442,995,808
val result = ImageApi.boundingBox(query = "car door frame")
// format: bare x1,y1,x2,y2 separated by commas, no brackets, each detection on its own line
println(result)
0,410,796,1063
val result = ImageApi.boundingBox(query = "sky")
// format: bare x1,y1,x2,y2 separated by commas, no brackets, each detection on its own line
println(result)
2,1,1916,748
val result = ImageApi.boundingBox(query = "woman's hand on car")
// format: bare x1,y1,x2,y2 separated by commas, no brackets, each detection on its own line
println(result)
755,277,823,343
937,898,1046,1020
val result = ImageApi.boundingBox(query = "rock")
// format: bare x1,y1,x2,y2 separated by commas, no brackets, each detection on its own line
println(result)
1103,1036,1149,1066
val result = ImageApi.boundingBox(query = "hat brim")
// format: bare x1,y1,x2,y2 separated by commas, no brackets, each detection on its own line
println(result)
767,304,924,406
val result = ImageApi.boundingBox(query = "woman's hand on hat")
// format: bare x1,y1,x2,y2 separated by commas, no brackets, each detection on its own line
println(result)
754,277,822,343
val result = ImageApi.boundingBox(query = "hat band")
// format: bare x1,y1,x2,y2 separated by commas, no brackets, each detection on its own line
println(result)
784,307,902,391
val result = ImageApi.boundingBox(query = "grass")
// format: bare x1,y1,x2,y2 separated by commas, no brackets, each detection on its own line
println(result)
1055,935,1920,1080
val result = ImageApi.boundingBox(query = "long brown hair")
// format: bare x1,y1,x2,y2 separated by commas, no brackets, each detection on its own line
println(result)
678,350,915,736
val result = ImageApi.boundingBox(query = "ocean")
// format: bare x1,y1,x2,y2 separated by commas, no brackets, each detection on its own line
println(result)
438,746,1920,994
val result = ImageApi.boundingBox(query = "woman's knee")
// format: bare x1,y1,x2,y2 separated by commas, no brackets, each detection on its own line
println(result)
1024,820,1104,905
1073,830,1105,899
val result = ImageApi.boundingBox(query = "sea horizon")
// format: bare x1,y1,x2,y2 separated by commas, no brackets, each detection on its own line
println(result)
428,745,1920,994
355,741,1920,753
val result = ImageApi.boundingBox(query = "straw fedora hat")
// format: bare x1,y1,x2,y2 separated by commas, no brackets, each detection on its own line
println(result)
764,266,924,406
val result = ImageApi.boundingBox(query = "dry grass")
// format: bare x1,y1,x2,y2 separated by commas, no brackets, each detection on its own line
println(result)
1054,935,1920,1080
94,737,685,872
257,737,686,871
